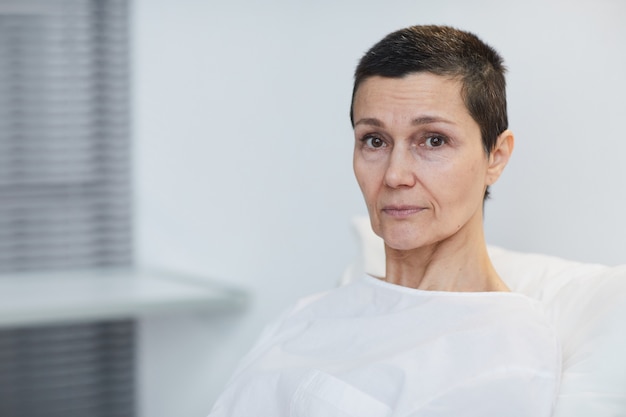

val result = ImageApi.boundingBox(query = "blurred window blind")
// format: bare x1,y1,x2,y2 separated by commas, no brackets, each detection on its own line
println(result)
0,1,135,416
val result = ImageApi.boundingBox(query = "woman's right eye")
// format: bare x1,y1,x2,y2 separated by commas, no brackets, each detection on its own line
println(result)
363,135,385,149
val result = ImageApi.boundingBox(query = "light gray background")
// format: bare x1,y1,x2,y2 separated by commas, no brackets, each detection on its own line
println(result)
132,1,625,416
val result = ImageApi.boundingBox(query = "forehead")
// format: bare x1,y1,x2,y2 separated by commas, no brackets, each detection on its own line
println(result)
352,73,471,124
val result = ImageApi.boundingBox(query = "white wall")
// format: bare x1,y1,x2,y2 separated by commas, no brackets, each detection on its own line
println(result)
132,1,626,416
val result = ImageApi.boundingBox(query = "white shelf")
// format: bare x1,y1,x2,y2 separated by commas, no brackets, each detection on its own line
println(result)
0,268,248,328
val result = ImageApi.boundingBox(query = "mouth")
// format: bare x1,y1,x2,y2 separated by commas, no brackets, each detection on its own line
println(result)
381,205,426,218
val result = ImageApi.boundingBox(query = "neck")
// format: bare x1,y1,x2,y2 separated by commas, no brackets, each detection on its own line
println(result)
383,220,509,292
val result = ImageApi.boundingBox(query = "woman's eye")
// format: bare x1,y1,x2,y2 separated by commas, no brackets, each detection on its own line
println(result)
364,136,385,149
424,135,446,148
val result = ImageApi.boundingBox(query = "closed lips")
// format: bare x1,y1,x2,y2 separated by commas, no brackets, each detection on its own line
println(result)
382,206,425,216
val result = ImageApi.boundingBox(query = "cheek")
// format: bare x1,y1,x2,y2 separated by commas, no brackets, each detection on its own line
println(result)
457,161,489,203
353,159,380,207
354,167,372,200
353,157,365,190
432,158,487,205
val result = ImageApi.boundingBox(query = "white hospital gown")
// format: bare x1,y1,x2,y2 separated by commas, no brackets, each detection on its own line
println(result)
208,275,561,417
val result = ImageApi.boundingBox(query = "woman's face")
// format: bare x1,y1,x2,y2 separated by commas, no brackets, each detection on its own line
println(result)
352,73,500,251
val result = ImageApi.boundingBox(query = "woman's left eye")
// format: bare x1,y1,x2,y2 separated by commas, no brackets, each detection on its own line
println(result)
423,135,447,148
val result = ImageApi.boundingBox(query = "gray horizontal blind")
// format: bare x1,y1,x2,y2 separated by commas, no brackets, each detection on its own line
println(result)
0,1,135,416
0,0,132,272
0,321,135,417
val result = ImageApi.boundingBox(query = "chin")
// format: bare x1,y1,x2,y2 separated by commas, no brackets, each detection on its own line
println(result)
385,241,422,252
381,233,423,252
382,227,451,252
377,223,422,250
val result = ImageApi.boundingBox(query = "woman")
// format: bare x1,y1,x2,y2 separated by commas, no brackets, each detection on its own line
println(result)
208,25,560,417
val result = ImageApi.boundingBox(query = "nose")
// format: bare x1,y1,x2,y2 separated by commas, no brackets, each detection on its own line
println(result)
384,146,416,188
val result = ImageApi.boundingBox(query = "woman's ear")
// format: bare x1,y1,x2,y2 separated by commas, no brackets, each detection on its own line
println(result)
486,129,514,186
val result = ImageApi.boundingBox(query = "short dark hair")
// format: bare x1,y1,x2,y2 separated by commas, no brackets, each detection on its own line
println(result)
350,25,508,156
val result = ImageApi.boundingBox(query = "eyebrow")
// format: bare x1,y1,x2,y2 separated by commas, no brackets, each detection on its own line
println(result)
354,116,453,128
